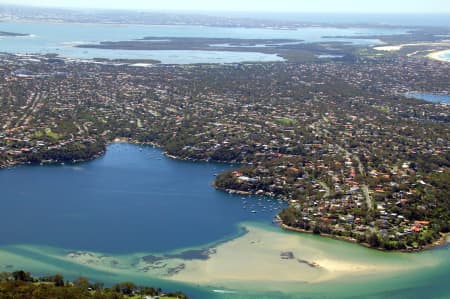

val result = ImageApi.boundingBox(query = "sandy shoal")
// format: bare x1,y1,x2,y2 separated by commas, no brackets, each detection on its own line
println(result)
374,45,404,51
374,41,450,52
48,223,442,291
168,225,424,286
427,49,450,62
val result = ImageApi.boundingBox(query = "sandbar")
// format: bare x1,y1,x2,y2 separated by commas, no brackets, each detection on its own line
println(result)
167,224,437,288
374,45,404,51
427,49,450,62
374,41,450,52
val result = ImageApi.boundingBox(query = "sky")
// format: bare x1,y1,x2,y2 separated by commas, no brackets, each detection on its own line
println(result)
1,0,449,13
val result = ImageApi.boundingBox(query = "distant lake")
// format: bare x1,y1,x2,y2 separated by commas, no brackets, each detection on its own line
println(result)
406,93,450,104
0,21,407,63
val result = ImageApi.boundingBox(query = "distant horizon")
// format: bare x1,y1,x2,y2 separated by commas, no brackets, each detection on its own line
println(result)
3,5,450,15
2,3,450,17
1,0,450,14
3,3,450,27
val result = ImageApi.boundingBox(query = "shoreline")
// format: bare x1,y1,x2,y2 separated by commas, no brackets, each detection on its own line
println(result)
211,183,450,254
427,49,450,62
0,136,215,171
279,220,450,253
2,222,448,297
0,149,105,170
211,183,289,201
2,140,448,254
166,223,442,288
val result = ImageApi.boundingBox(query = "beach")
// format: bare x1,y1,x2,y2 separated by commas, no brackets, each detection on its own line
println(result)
427,49,450,62
41,223,444,290
167,224,439,289
46,222,438,288
374,42,450,62
374,45,404,51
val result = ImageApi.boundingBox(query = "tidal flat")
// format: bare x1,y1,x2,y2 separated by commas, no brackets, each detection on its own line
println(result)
0,223,449,298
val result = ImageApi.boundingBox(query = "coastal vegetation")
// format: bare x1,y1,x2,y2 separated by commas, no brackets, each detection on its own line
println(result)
0,271,188,299
75,37,380,63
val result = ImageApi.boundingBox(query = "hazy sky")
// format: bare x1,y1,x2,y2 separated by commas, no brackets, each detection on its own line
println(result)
1,0,449,13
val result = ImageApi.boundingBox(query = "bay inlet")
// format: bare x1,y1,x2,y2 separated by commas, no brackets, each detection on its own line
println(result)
406,93,450,104
0,143,449,298
0,21,407,63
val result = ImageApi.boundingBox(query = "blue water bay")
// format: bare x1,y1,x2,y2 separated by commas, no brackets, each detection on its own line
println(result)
406,92,450,104
0,143,285,253
0,21,407,63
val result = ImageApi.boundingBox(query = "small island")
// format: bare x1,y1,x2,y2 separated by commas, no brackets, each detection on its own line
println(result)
0,31,29,37
75,37,355,63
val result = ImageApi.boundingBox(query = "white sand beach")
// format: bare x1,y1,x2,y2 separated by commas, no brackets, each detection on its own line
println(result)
56,224,442,288
374,45,404,51
427,49,450,62
167,224,436,287
374,42,450,53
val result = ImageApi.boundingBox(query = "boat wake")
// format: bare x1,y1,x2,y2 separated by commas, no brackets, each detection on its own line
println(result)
212,289,237,294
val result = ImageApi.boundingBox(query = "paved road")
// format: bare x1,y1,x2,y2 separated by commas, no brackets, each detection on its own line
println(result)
362,184,373,210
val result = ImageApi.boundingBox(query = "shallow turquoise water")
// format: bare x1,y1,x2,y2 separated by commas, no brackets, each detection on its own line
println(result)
435,51,450,62
0,229,448,299
444,53,450,62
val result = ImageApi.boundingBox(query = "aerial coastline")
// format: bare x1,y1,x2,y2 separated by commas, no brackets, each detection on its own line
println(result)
427,49,450,62
0,3,450,297
212,180,450,252
0,10,449,299
2,133,449,253
279,220,450,253
4,222,444,294
1,50,449,252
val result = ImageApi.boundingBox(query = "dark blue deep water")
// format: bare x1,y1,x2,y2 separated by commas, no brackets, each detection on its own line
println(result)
0,143,285,253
